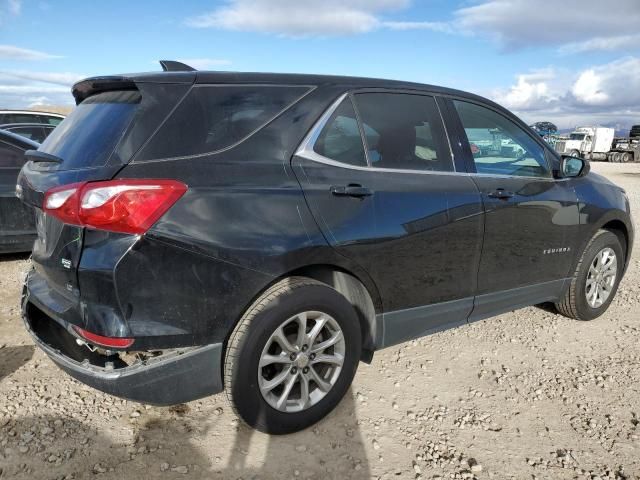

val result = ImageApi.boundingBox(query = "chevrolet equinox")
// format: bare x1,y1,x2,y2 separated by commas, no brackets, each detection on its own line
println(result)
19,61,633,434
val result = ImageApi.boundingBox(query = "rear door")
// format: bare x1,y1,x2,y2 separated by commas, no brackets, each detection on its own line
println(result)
293,91,484,347
444,98,580,320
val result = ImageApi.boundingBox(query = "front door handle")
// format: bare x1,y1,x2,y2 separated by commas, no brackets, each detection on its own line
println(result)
331,184,373,198
487,189,515,200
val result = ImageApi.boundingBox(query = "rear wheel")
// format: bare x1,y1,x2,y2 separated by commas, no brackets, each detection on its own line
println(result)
555,230,623,321
224,277,361,434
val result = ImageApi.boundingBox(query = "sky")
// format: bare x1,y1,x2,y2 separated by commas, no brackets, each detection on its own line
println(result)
0,0,639,131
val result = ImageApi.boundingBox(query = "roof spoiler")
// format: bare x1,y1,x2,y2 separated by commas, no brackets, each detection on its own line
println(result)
159,60,196,72
72,76,138,104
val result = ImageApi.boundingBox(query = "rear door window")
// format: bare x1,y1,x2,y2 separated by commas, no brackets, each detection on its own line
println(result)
137,85,311,161
39,90,140,169
353,93,453,172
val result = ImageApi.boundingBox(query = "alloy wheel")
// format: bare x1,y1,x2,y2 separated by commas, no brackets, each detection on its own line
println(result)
585,247,618,308
258,311,346,413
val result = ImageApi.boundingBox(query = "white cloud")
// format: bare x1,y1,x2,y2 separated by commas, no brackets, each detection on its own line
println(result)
382,20,453,33
176,58,232,69
185,0,640,55
455,0,640,53
0,70,84,86
496,68,558,110
0,44,62,60
185,0,413,36
492,57,640,129
559,34,640,55
0,69,80,109
569,57,640,108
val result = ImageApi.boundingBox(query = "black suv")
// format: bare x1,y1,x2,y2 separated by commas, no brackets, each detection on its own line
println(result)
19,63,633,434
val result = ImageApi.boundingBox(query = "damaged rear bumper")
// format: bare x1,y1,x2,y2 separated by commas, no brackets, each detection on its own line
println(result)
23,298,224,406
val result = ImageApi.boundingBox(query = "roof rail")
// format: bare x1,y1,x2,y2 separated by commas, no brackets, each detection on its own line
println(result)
159,60,196,72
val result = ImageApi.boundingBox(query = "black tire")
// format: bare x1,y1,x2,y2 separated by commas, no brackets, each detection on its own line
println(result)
224,276,361,434
555,230,624,321
569,149,581,158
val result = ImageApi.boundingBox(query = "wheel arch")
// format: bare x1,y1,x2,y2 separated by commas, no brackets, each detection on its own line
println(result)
225,262,382,366
285,264,380,363
601,219,631,273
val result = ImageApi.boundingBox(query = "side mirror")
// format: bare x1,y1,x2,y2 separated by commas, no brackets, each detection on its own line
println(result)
560,155,590,178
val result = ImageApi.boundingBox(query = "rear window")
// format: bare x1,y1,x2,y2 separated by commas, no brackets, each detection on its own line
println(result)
39,91,140,169
137,85,311,161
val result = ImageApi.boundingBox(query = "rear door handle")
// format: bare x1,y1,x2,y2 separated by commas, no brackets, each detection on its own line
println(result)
331,185,373,198
487,189,514,200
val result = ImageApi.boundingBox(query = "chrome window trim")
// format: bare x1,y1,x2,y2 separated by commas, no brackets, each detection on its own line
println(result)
297,92,461,176
295,92,561,182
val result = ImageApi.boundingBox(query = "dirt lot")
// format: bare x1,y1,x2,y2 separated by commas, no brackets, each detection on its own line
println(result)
2,162,640,480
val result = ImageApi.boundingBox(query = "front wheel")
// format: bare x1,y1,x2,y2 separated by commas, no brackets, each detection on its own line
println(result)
555,230,624,321
224,277,361,434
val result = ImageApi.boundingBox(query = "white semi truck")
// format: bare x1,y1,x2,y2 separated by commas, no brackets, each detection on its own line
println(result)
554,126,614,160
555,125,640,162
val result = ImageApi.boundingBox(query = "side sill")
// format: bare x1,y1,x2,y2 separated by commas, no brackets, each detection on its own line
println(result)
469,278,568,322
376,297,473,349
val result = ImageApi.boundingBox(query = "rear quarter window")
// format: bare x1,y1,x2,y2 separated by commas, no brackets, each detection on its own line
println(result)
137,85,311,161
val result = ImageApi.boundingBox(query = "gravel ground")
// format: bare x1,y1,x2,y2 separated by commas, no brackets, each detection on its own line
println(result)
2,162,640,480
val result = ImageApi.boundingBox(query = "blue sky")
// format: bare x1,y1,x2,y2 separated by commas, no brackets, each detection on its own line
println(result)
1,0,639,129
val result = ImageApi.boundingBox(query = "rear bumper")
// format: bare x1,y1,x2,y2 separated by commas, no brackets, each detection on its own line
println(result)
23,295,224,406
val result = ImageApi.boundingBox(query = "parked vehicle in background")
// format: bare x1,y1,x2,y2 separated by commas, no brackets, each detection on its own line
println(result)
0,130,38,253
555,126,615,160
0,123,56,143
530,121,559,149
0,110,64,126
530,121,558,137
19,64,634,434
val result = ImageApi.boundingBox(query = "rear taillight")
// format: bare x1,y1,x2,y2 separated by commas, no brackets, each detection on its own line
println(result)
43,179,187,234
73,326,134,349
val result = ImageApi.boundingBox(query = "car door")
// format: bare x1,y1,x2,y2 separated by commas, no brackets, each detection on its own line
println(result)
0,139,36,249
293,91,484,348
444,98,580,321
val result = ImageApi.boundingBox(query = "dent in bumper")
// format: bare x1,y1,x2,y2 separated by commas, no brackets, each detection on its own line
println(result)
23,301,224,406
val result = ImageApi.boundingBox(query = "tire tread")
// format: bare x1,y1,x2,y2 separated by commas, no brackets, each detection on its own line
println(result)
555,229,612,320
223,276,327,418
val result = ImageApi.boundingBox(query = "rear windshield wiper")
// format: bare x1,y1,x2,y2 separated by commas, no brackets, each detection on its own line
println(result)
25,150,64,164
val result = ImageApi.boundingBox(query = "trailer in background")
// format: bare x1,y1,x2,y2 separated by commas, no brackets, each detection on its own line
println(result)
607,125,640,163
